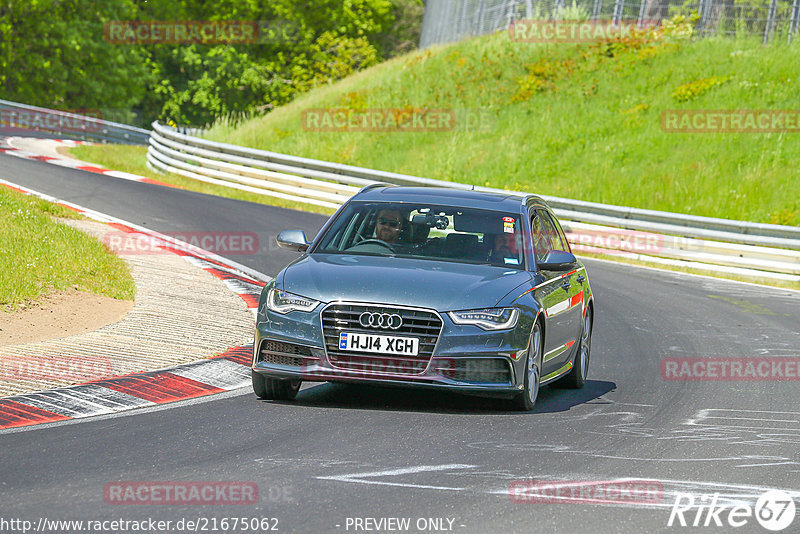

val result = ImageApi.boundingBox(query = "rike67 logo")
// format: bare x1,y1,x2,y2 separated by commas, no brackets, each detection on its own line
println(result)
668,490,796,531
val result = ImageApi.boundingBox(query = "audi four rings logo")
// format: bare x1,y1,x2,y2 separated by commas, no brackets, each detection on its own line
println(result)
359,312,403,330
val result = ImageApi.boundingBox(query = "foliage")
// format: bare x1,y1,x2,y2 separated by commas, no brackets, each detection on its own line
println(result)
659,10,699,38
373,0,425,58
672,76,730,102
527,0,590,21
0,0,423,127
0,0,151,112
134,0,395,126
512,59,574,102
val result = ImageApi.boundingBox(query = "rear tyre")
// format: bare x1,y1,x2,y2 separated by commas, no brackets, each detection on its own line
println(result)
511,322,542,411
559,308,592,389
252,370,301,400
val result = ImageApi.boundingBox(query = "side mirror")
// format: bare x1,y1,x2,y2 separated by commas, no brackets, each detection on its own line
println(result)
537,250,577,271
276,230,310,252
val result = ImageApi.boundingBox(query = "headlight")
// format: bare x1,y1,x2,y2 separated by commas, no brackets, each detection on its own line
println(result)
448,308,520,331
265,288,320,314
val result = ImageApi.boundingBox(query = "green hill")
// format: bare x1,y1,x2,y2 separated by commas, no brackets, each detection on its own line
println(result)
205,24,800,226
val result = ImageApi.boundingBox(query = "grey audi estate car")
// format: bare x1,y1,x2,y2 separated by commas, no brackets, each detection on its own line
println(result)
252,185,594,410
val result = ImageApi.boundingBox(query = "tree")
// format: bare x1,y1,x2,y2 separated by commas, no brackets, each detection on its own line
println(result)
0,0,424,127
0,0,151,115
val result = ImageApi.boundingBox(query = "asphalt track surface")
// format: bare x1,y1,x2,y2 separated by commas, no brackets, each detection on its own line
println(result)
1,151,799,533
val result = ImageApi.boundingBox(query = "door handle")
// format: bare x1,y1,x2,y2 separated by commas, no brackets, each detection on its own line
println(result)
561,281,571,291
576,275,585,284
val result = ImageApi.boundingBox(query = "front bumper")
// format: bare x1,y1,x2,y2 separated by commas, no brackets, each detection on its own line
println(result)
253,302,533,396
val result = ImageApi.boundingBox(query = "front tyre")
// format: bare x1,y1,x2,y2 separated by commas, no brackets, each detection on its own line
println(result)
252,370,301,400
511,322,542,411
559,308,592,389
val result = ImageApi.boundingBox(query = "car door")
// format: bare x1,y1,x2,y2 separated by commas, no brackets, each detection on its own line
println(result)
530,211,569,377
548,210,585,349
534,210,583,376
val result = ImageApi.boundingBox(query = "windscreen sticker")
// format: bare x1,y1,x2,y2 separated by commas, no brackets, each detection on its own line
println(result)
503,219,515,233
504,258,520,265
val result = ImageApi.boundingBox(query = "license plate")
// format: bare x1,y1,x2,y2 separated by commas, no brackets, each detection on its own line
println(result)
338,332,419,356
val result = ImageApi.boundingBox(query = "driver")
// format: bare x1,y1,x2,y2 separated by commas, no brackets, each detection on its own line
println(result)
375,208,404,245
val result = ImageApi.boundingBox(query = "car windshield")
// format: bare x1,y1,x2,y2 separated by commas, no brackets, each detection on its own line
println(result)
314,202,525,269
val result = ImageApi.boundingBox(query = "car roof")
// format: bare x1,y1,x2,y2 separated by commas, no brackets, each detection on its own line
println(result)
353,185,546,212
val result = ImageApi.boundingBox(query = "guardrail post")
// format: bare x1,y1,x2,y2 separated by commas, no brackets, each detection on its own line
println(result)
613,0,624,25
505,0,516,27
637,0,647,27
696,0,707,32
553,0,565,19
764,0,778,43
593,0,603,21
789,0,800,43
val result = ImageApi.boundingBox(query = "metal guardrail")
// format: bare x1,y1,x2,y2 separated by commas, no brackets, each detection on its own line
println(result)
2,102,795,281
0,99,150,145
147,121,800,281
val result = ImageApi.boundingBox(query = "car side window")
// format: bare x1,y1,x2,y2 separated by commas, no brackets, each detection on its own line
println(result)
532,210,568,262
549,212,572,254
539,211,569,253
530,213,549,263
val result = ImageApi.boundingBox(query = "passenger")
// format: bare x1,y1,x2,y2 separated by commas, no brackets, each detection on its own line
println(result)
489,232,521,265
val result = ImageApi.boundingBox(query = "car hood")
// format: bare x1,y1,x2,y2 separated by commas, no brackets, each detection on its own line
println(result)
280,254,532,311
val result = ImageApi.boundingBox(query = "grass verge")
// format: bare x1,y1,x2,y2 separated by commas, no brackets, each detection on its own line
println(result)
0,187,136,311
67,144,336,216
206,28,800,226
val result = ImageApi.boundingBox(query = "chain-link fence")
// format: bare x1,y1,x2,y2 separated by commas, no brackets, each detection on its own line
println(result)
419,0,800,48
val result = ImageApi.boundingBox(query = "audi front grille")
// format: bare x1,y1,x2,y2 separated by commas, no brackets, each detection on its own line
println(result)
321,303,442,375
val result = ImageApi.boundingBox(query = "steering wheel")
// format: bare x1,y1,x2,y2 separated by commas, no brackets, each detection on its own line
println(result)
352,238,396,253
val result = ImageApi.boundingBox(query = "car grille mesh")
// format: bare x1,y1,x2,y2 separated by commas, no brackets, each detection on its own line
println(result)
322,304,442,375
436,358,513,384
257,339,315,367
